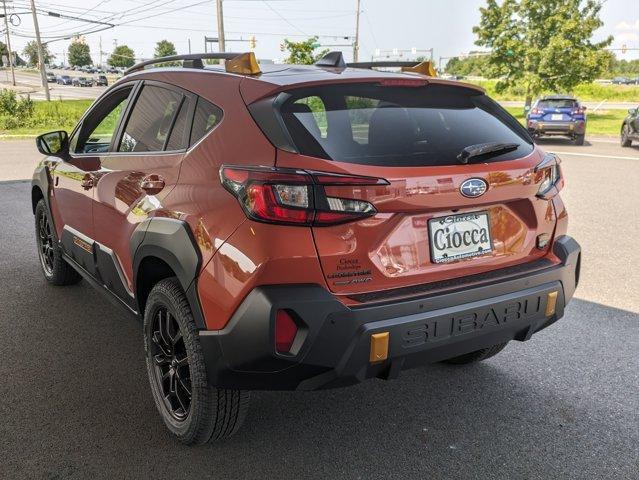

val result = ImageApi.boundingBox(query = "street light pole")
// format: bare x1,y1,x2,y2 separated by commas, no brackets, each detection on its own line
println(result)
2,0,15,86
353,0,361,62
29,0,50,100
216,0,225,53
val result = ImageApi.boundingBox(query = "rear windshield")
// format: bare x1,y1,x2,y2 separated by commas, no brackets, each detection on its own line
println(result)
537,99,577,109
279,83,533,167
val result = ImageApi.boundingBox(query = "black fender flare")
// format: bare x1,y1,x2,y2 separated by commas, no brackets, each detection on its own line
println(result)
31,163,52,214
130,217,206,328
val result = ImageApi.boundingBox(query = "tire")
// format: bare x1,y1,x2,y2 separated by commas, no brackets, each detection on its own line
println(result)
143,278,249,445
34,199,82,286
573,133,585,146
621,124,632,147
442,342,509,365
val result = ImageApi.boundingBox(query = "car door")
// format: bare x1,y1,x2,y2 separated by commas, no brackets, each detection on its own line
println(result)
632,106,639,137
51,82,137,278
91,81,195,303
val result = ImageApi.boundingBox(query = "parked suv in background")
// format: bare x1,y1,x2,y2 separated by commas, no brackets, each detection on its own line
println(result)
56,75,72,85
95,75,108,86
31,52,581,445
72,76,93,87
621,105,639,147
526,95,587,145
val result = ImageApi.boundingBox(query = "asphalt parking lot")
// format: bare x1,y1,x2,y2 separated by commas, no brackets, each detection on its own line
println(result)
0,138,638,479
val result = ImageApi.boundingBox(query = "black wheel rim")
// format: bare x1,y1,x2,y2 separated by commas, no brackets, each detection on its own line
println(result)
37,211,54,276
622,126,629,143
150,307,192,421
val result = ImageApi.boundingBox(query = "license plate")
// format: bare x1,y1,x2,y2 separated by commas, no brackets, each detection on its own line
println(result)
428,211,492,263
551,114,563,120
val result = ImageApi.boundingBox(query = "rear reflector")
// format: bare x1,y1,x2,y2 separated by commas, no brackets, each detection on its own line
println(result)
275,310,298,353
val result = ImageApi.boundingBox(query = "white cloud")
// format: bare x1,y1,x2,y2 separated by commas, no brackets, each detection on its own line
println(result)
616,32,639,43
616,19,639,31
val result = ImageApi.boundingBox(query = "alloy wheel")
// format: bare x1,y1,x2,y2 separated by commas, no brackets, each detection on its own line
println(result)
37,211,54,276
150,307,192,421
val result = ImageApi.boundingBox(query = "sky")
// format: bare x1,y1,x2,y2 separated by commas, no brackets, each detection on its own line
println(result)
3,0,639,65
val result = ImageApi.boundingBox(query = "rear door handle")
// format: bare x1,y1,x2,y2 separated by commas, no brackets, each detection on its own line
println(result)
140,174,165,195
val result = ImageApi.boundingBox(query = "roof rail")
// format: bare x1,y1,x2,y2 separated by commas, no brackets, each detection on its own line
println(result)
123,52,261,75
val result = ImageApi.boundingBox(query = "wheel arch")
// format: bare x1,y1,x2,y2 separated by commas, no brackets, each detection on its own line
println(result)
131,217,206,328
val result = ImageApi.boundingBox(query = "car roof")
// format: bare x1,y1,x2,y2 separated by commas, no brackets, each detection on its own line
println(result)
538,95,577,101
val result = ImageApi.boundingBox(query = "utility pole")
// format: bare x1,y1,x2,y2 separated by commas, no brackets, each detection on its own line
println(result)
2,0,16,85
99,36,102,67
29,0,49,100
216,0,225,53
353,0,361,62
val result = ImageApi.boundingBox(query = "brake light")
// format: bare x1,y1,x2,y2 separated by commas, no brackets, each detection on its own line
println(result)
531,108,542,115
220,165,387,226
534,153,562,199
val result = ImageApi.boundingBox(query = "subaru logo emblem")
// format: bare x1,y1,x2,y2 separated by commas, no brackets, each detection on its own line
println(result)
460,178,488,198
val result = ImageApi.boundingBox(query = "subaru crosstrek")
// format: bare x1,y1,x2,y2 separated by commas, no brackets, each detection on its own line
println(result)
526,95,587,145
31,52,581,444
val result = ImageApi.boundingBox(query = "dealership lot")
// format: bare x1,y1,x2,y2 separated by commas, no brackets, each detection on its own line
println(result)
0,138,637,479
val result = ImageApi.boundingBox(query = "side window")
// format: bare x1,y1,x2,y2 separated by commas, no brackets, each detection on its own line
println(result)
189,97,222,146
73,86,133,154
119,85,184,153
165,99,190,151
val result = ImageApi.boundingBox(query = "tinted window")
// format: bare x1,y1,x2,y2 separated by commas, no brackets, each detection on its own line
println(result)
537,99,577,109
119,85,183,153
190,97,222,146
280,84,533,167
165,99,190,151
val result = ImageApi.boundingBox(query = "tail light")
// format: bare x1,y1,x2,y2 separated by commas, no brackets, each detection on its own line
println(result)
531,108,541,115
220,165,388,226
571,107,585,115
534,153,562,199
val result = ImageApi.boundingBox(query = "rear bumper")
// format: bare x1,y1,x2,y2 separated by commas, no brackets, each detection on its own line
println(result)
528,120,586,136
200,236,581,391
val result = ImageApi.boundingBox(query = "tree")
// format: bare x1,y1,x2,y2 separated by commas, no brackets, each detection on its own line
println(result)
154,40,177,58
107,45,135,68
283,37,328,65
68,41,92,67
22,40,54,67
474,0,613,106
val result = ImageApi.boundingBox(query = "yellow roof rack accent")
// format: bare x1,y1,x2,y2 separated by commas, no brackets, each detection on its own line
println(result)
401,61,437,77
225,52,261,75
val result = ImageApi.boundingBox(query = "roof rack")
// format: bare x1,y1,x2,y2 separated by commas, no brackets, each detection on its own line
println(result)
315,51,436,76
124,52,261,76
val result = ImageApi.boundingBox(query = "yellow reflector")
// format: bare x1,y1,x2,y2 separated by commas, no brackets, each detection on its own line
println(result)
370,332,389,363
546,291,558,316
401,61,436,77
225,52,261,75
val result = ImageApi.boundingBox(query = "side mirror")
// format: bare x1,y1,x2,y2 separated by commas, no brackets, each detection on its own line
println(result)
629,108,638,115
36,130,69,156
581,106,587,111
523,105,531,113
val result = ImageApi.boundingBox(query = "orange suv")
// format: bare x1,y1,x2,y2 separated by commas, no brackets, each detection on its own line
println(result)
31,52,581,444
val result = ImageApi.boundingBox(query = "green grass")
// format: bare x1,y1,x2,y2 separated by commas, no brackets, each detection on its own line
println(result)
504,106,626,136
472,79,639,103
0,99,94,135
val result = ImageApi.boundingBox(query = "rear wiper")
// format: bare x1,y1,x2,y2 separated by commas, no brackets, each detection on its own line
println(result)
457,142,519,164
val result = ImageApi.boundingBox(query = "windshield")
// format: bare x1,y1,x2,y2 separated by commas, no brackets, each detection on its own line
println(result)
280,83,533,167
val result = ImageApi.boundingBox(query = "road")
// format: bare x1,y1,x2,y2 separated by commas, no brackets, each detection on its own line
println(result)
0,138,638,479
